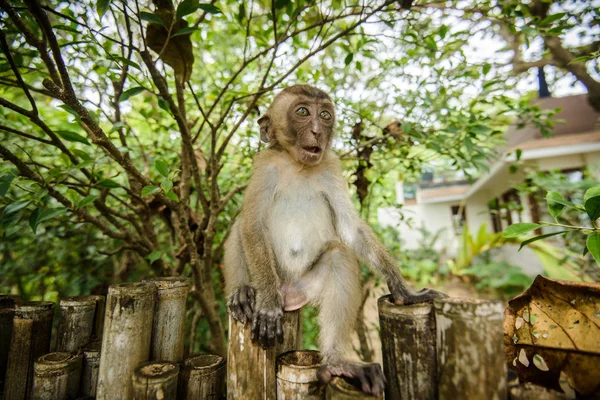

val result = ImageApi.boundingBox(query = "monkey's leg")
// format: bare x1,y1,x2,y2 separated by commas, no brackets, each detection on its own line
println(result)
300,244,385,396
223,221,255,324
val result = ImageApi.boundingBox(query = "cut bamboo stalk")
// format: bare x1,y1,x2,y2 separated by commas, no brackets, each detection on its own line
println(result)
80,339,101,398
434,298,506,400
96,282,156,400
132,361,179,400
56,296,96,353
143,277,190,362
3,301,54,400
277,350,324,400
89,295,105,340
32,352,82,400
326,377,382,400
0,294,19,393
227,310,300,400
178,354,225,399
377,294,437,399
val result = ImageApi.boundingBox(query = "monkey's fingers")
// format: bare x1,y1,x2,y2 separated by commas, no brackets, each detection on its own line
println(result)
228,295,246,324
251,314,261,342
275,315,284,343
238,287,255,322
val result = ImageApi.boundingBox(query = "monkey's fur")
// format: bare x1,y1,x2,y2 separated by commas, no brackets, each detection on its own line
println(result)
223,85,447,396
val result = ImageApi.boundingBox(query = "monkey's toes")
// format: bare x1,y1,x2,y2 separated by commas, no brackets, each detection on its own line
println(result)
394,288,448,305
228,285,256,324
251,308,283,348
318,363,385,397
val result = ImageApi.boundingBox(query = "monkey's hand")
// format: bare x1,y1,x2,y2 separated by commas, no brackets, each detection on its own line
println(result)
251,293,284,348
388,277,448,305
228,285,256,325
318,362,385,397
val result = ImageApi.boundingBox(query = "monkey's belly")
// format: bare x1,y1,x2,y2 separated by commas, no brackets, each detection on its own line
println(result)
268,196,336,281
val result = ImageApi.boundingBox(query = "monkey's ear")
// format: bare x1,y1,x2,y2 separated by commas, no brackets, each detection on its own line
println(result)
257,115,272,143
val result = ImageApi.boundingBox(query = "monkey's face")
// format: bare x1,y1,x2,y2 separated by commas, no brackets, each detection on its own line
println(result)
285,98,335,165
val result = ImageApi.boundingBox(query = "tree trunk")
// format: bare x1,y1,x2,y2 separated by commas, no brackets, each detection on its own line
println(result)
32,352,82,400
377,294,437,400
0,294,19,393
276,350,325,400
80,340,101,398
178,354,225,399
325,377,382,400
434,298,506,400
143,277,190,362
132,361,179,400
3,301,54,400
226,310,300,400
96,282,156,400
56,296,97,353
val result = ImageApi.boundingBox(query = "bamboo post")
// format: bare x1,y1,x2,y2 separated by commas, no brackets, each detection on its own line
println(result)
32,352,82,400
132,361,179,400
509,382,569,400
56,296,97,353
276,350,324,399
227,310,300,400
96,282,156,400
0,294,19,393
434,298,506,400
325,377,382,400
89,295,105,339
3,301,54,400
80,339,101,398
377,294,437,399
143,277,190,362
178,354,225,399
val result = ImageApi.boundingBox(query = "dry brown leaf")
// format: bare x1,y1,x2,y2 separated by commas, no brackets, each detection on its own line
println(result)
504,275,600,397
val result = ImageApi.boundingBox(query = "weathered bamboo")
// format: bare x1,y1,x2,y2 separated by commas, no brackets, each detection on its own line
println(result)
277,350,324,399
434,298,506,400
325,377,382,400
96,282,156,400
377,294,437,399
32,352,82,400
178,354,225,399
3,301,54,400
227,310,300,400
143,277,190,362
56,296,97,353
132,361,179,400
80,340,101,398
89,295,105,339
509,382,569,400
0,294,19,392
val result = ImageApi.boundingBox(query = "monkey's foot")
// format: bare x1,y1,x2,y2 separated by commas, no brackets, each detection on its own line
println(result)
228,285,256,324
317,362,385,397
251,307,284,348
393,287,448,305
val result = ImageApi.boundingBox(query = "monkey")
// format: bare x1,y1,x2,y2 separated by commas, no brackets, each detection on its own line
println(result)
223,84,447,396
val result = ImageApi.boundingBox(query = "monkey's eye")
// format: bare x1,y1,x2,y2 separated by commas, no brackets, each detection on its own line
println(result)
295,107,309,117
319,110,332,120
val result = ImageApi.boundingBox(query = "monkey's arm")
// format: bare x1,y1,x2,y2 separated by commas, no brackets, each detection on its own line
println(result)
239,157,284,346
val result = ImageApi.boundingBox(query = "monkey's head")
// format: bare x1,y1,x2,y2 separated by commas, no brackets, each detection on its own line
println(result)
258,84,335,166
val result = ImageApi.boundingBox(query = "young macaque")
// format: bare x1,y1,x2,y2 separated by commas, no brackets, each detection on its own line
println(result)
223,84,447,396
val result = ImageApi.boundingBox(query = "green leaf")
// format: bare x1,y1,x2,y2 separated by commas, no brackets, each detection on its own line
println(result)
118,86,146,102
110,122,125,133
469,125,492,135
146,251,162,264
0,174,15,197
161,180,173,192
166,191,179,202
97,0,111,18
113,56,141,70
59,104,79,117
142,185,160,197
155,159,169,177
38,207,67,223
172,27,197,37
519,230,569,251
4,200,31,214
97,179,120,189
198,3,222,14
546,191,565,221
586,234,600,265
29,208,41,233
78,195,98,208
539,12,566,26
176,0,199,19
583,187,600,221
344,53,354,66
157,96,170,112
504,223,542,238
140,12,164,25
72,149,92,161
439,24,448,39
569,56,590,64
56,130,90,145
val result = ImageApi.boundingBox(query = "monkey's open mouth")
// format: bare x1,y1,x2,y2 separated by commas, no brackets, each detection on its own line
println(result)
302,146,321,155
